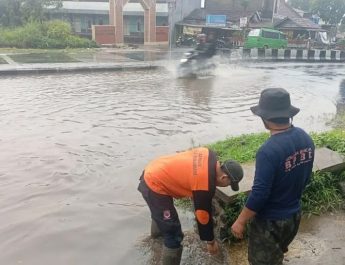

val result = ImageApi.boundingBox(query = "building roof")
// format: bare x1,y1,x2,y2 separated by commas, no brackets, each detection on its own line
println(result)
47,1,168,16
274,17,322,31
182,7,255,24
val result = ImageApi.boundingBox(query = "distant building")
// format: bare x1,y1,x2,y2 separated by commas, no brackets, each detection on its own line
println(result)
46,0,201,45
175,0,277,47
46,1,169,41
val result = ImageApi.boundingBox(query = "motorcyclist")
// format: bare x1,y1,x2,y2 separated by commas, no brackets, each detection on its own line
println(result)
195,32,217,59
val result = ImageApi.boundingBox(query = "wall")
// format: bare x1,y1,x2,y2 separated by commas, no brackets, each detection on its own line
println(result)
92,25,116,44
156,26,169,42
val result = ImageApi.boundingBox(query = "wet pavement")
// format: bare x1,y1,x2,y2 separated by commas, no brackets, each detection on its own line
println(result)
225,211,345,265
0,52,344,264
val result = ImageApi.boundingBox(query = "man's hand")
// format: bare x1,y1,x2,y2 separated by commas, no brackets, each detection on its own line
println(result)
231,220,245,239
231,207,257,239
206,240,219,255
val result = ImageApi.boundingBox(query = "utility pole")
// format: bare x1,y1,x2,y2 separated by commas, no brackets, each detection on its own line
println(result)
167,0,176,60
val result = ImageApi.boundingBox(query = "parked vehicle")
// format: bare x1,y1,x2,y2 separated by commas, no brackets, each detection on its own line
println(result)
175,34,197,47
244,28,288,49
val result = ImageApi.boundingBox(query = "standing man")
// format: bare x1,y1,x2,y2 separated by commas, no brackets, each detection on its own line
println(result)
231,88,315,265
138,147,243,265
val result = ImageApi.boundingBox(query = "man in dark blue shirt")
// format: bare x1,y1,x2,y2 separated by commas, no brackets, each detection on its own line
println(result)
231,88,315,265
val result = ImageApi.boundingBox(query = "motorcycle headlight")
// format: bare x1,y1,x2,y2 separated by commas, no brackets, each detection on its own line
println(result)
180,58,188,63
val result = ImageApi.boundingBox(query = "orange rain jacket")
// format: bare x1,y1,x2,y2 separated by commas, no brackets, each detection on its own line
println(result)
143,147,217,241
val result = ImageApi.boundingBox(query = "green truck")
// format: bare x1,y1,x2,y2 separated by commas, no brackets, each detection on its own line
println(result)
244,28,288,49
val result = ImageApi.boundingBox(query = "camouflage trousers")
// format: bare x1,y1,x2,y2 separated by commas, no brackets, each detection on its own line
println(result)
248,212,301,265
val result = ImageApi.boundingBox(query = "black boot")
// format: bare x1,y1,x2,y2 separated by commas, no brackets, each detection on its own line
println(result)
162,246,183,265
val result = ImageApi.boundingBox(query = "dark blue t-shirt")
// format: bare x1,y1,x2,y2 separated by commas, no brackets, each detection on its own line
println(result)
246,126,315,220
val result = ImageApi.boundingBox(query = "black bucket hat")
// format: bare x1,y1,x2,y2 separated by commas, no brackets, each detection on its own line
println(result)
221,160,243,191
250,88,300,120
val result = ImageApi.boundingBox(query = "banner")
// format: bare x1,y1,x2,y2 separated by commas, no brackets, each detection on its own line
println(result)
206,15,227,27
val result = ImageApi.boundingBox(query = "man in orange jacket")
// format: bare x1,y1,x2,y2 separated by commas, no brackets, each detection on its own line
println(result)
138,147,243,265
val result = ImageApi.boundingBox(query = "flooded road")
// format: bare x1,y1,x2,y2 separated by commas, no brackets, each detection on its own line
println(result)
0,62,344,265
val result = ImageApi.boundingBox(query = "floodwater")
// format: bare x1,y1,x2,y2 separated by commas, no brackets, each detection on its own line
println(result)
0,62,344,265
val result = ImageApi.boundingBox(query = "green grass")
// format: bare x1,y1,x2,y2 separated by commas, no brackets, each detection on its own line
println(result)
9,52,79,64
207,132,269,163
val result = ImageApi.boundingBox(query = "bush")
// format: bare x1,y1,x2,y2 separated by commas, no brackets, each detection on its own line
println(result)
0,20,98,49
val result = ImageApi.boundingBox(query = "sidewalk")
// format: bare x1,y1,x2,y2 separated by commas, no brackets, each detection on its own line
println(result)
0,48,178,75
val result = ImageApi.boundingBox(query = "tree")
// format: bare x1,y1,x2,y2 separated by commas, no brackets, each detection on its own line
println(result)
0,0,23,26
287,0,312,11
0,0,61,27
311,0,345,25
240,0,250,12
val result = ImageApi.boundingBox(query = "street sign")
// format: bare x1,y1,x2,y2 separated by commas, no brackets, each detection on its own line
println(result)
206,15,227,27
240,17,248,28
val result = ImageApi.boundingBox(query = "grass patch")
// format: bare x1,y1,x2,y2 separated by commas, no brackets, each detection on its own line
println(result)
207,132,269,163
9,52,79,64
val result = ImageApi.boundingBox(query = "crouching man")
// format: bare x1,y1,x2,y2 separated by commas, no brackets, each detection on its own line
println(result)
138,147,243,265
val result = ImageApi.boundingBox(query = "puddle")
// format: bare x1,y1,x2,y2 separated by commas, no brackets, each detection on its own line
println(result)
123,51,169,61
9,52,79,63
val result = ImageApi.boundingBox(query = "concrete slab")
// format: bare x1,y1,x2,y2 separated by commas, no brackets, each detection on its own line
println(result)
216,163,254,204
215,148,345,204
313,147,345,172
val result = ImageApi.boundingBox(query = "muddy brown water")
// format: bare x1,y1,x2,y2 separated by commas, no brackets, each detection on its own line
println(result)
0,63,344,264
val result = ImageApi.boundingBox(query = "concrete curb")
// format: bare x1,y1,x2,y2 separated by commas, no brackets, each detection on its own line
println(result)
228,48,345,62
0,62,160,75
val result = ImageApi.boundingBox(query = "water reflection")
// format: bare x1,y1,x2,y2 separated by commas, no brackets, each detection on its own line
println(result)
0,63,344,265
178,76,214,107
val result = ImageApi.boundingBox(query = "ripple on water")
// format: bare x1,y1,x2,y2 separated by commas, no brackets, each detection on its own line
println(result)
0,64,344,265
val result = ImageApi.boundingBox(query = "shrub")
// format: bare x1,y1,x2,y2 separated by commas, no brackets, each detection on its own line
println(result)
0,20,98,49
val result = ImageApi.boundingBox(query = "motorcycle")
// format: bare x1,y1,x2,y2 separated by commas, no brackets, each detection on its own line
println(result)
175,35,197,47
177,49,217,78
